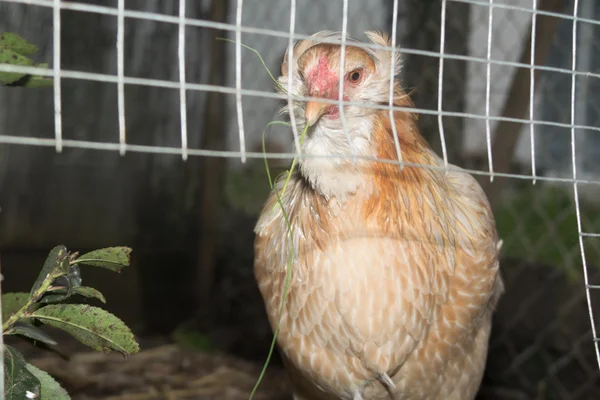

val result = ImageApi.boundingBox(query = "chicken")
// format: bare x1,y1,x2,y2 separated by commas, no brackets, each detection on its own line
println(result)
253,31,504,400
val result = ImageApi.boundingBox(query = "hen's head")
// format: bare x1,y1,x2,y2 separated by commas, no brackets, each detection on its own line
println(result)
279,31,401,128
277,31,404,200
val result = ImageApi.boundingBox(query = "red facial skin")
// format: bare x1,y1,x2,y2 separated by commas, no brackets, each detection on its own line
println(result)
305,55,356,121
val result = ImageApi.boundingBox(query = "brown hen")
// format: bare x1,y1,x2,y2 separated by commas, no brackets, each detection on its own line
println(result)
253,31,504,400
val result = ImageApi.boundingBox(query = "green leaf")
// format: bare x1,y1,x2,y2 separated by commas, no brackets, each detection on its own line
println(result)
74,247,132,272
0,33,52,87
3,345,41,400
0,70,25,85
0,48,33,66
72,286,106,304
31,304,139,356
21,73,53,88
2,292,30,323
31,245,68,297
0,33,39,55
38,291,70,305
7,323,58,346
41,285,105,306
0,48,32,85
2,61,52,87
25,363,70,400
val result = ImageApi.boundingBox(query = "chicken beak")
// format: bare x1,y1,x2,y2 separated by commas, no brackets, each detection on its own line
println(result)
305,101,328,126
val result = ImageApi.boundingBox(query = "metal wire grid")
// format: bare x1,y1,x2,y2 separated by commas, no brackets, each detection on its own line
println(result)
0,0,599,380
0,1,596,184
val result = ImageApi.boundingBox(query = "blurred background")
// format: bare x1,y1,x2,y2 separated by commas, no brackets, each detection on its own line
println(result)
1,0,600,399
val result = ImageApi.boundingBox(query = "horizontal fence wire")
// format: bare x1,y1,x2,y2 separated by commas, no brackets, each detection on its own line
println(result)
1,62,600,155
1,0,599,78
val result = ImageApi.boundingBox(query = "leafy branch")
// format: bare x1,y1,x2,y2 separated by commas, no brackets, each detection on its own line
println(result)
2,246,139,400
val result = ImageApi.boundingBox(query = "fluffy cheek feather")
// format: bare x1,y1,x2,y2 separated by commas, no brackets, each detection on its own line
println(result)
298,116,374,199
277,74,307,126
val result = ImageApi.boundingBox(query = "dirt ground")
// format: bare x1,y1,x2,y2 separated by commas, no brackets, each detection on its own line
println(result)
8,334,291,400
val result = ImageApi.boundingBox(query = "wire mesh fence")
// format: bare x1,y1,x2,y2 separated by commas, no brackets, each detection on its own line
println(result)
1,0,600,399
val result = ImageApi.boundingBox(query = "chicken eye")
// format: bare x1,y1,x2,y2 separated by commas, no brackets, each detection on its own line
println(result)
348,69,361,83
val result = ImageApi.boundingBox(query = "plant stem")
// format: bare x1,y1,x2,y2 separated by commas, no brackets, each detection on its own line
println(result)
270,124,309,214
250,122,309,399
2,274,56,333
230,38,311,399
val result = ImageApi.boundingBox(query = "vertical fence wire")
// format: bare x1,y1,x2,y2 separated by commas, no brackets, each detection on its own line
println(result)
337,0,355,162
117,0,126,155
388,0,404,169
529,0,537,184
235,0,246,163
286,0,300,155
52,0,62,152
569,0,600,372
484,0,494,182
178,0,188,161
437,0,449,171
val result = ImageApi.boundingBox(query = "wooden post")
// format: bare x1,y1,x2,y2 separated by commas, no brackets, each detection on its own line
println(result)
194,0,230,323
